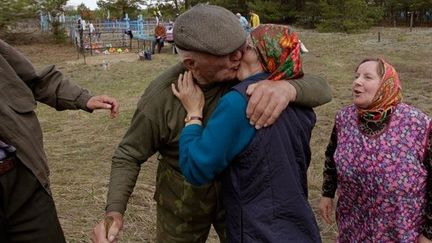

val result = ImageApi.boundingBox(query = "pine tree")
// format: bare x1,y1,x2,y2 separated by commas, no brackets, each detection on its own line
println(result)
317,0,383,33
0,0,38,31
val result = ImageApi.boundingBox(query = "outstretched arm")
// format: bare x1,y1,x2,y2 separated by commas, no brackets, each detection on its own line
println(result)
0,40,118,116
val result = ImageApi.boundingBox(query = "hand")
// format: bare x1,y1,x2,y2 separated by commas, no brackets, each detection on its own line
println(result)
91,212,124,243
246,80,296,129
319,196,334,225
86,95,119,118
418,234,432,243
171,71,204,117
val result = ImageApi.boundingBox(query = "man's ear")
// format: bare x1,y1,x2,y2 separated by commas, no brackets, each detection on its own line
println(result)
182,58,196,71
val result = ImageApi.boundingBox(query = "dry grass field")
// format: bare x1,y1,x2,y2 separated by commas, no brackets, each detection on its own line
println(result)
14,27,432,242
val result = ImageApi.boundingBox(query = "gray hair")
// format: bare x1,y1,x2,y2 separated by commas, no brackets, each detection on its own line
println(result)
176,46,205,64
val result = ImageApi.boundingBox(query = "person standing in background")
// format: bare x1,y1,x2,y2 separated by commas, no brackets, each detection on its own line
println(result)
236,13,250,33
152,22,166,54
249,10,260,29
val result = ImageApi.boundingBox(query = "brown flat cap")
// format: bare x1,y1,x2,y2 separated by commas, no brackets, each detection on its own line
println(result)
174,4,247,56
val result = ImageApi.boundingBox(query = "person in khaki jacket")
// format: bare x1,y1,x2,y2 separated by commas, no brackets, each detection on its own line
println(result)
0,39,119,243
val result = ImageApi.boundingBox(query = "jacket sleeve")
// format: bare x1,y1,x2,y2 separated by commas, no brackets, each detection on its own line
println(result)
106,100,161,214
179,91,255,186
322,124,338,198
289,73,332,108
0,40,92,111
106,63,185,214
422,126,432,239
32,65,92,111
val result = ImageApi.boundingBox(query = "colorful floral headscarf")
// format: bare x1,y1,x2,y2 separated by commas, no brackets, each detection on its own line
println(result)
357,59,402,122
250,24,303,81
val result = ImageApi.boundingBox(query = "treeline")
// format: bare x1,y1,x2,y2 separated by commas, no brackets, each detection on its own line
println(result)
1,0,432,34
207,0,432,32
78,0,432,33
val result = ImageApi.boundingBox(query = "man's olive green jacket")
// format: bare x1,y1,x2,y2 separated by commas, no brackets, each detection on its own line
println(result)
0,39,92,194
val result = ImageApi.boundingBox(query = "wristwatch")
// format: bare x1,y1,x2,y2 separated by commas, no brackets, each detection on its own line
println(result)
184,115,203,123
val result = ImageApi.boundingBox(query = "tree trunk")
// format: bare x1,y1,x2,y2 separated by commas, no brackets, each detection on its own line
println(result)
173,0,179,13
410,11,414,31
418,9,423,26
390,6,396,27
296,0,305,11
405,9,409,26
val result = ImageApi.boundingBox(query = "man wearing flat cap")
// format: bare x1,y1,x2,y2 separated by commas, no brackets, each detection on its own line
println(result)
92,4,331,243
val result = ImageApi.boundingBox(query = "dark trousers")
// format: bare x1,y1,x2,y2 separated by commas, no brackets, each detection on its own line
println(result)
152,38,164,54
0,157,65,243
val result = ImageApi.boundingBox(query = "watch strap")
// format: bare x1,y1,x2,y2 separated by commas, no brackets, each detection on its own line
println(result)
184,116,203,123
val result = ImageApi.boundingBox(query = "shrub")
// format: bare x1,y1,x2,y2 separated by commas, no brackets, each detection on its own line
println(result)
50,20,67,43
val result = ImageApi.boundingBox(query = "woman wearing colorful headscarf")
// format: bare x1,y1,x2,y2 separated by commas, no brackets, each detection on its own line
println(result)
171,24,321,242
319,58,432,242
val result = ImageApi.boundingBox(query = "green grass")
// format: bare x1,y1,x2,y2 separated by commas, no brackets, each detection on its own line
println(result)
16,27,432,242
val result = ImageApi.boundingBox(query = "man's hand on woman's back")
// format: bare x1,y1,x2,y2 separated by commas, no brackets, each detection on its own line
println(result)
246,80,296,129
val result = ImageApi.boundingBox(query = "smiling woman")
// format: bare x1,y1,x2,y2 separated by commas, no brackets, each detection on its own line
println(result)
319,58,432,242
352,59,383,108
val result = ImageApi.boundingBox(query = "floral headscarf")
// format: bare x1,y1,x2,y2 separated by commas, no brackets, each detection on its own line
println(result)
250,24,303,81
357,59,402,122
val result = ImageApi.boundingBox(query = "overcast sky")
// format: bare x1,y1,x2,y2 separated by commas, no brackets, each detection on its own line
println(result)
67,0,161,11
68,0,98,10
